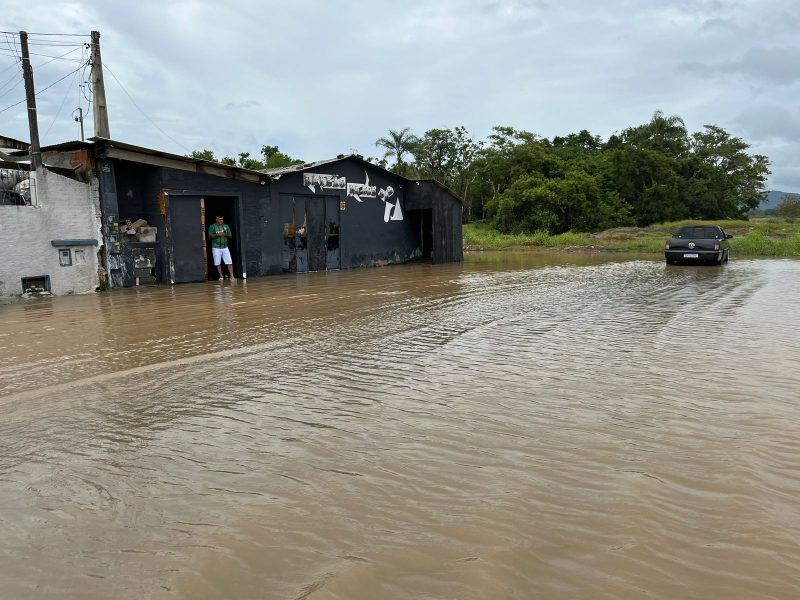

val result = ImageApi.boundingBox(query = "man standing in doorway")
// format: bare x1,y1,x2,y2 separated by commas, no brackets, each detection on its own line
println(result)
209,214,236,281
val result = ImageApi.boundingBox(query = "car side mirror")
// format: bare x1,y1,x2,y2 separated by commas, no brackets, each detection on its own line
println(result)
726,234,733,239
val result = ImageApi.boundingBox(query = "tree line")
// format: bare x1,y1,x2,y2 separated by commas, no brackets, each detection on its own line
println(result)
189,145,303,171
373,112,771,233
190,111,772,234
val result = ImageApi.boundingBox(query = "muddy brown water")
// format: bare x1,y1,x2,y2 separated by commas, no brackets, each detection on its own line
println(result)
1,253,799,599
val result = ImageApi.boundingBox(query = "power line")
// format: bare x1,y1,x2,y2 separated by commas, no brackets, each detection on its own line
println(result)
0,65,21,91
0,59,88,114
0,31,89,37
42,60,81,140
0,57,19,75
25,41,88,47
34,60,89,97
2,33,21,65
0,96,25,114
42,42,86,140
0,74,22,100
32,45,87,67
103,61,191,153
0,45,84,100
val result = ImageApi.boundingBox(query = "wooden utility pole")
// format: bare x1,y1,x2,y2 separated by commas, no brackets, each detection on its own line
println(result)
90,30,110,139
18,31,42,171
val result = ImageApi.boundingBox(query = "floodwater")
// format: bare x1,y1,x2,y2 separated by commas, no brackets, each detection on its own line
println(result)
1,253,799,599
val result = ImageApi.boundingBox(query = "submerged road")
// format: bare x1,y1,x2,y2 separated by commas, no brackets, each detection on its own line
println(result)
1,254,799,599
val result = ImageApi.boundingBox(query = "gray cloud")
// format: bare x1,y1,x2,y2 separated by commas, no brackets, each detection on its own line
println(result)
224,100,261,110
1,0,799,191
734,106,800,143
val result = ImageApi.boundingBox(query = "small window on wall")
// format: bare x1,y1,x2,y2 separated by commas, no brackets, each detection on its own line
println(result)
58,249,72,266
21,276,50,293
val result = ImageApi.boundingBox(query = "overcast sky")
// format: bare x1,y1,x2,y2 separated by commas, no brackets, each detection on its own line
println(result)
2,0,798,191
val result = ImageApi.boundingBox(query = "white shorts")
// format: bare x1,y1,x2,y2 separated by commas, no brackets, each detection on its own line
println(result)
212,247,232,265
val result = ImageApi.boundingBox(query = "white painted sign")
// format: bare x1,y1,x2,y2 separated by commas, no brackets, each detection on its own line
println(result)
304,172,346,193
347,171,377,202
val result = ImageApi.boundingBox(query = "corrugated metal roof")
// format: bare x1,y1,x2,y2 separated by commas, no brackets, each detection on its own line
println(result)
4,137,463,203
6,137,269,178
261,154,372,177
262,155,464,204
93,138,269,176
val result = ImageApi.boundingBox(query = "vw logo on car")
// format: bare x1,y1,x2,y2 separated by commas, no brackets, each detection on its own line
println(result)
688,242,695,249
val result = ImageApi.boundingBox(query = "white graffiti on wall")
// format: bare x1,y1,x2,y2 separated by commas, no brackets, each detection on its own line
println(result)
300,170,403,221
346,171,377,202
378,186,403,222
304,172,346,193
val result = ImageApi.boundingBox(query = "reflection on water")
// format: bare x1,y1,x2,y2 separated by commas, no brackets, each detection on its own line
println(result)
1,254,800,599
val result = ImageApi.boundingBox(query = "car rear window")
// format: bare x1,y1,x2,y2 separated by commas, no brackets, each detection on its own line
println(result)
676,226,719,239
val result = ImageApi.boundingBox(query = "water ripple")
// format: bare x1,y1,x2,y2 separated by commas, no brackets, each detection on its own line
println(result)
1,256,799,598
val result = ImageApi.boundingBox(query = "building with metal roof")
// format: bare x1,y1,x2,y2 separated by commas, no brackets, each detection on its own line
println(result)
1,136,462,295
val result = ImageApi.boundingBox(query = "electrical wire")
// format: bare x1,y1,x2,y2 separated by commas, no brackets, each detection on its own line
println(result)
0,96,25,114
0,67,19,88
0,45,84,101
34,60,89,97
0,31,91,127
24,41,87,47
0,59,88,114
32,46,87,67
103,62,191,152
0,57,18,75
2,33,21,65
42,59,82,140
0,74,22,100
0,31,89,37
0,62,19,75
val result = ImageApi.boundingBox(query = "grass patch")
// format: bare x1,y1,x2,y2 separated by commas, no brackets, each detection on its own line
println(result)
464,223,592,249
464,218,800,257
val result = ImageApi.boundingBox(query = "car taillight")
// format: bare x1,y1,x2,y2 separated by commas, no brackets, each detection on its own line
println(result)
714,240,720,250
665,240,670,250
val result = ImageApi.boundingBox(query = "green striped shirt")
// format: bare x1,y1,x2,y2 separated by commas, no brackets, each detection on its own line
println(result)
208,224,231,249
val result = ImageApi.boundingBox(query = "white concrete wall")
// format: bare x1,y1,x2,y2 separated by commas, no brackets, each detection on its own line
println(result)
0,168,102,296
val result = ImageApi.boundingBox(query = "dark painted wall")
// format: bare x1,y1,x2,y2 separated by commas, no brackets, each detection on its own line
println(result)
107,156,461,287
406,181,463,263
114,161,152,222
269,159,422,270
112,161,276,282
155,167,273,278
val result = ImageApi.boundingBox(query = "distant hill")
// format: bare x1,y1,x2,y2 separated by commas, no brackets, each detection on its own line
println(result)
759,190,800,212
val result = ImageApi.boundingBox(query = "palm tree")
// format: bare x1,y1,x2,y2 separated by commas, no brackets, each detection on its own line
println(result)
645,110,688,156
375,128,419,175
622,110,689,157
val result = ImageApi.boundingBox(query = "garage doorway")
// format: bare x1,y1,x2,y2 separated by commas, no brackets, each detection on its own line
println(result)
167,192,242,283
203,196,241,280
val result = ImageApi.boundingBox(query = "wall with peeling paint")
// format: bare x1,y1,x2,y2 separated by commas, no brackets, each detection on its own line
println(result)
0,168,101,296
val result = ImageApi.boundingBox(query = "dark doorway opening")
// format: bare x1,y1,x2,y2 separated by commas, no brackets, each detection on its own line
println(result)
203,196,241,280
420,209,433,260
